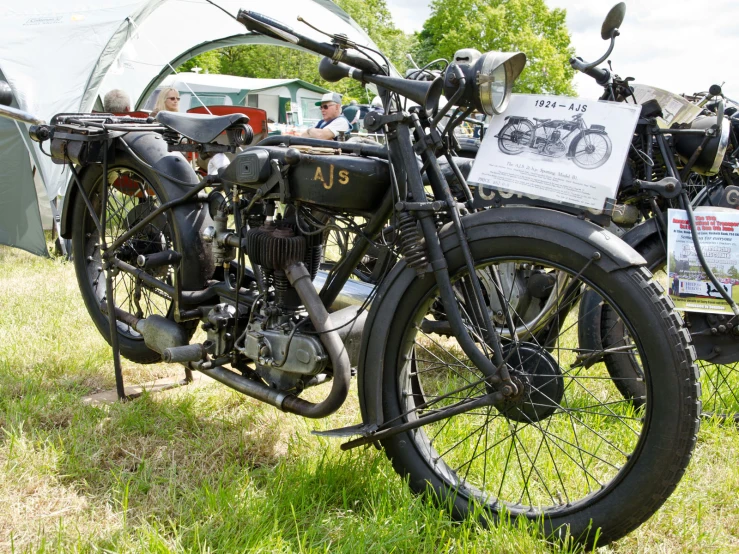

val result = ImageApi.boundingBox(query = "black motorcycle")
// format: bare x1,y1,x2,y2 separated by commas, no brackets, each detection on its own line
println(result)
0,8,700,547
570,3,739,419
495,113,612,169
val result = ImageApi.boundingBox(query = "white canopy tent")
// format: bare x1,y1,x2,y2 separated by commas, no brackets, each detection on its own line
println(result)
0,0,384,256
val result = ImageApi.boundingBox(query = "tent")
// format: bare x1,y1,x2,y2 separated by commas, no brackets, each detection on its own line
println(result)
147,73,330,126
0,0,385,256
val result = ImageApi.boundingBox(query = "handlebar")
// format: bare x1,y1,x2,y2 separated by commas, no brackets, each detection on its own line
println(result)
570,56,611,86
237,10,381,75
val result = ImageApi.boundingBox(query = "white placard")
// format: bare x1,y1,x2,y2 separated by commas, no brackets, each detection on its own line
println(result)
630,84,702,127
667,208,739,314
468,94,641,213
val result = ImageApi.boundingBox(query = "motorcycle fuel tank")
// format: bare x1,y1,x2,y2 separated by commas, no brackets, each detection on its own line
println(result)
222,145,390,216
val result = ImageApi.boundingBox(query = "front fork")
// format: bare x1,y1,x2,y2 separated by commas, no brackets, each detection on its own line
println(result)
385,113,517,396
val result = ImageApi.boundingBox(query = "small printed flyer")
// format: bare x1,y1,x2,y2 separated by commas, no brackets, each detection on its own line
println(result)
666,208,739,313
468,94,641,214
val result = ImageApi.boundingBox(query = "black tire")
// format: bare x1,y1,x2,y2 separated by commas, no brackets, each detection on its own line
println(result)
379,235,699,546
497,120,534,155
570,132,612,170
598,234,739,417
71,148,195,363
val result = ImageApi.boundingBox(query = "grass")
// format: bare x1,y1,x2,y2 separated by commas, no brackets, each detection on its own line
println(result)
1,241,739,553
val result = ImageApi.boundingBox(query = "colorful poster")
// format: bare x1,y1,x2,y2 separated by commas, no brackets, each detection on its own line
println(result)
468,94,641,214
666,208,739,313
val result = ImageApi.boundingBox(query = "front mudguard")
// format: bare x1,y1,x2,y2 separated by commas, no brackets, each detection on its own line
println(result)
60,132,214,291
357,206,647,427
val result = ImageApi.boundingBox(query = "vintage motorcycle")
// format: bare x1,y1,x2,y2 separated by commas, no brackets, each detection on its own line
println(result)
0,8,700,546
570,3,739,419
495,113,612,169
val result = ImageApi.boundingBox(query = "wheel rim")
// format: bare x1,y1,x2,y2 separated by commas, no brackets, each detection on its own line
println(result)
499,123,532,153
396,257,650,516
573,134,609,168
82,168,174,339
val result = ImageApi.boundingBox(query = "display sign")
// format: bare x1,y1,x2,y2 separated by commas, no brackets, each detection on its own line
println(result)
666,208,739,313
630,84,702,127
469,94,641,214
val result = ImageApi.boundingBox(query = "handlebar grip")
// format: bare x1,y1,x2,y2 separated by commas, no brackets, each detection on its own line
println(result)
237,10,380,75
583,65,610,86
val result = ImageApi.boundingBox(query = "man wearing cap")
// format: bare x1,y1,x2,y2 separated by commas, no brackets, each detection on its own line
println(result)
301,92,351,140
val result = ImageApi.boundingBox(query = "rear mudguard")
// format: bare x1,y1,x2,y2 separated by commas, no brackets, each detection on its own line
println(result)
502,116,531,124
60,132,215,291
357,206,647,427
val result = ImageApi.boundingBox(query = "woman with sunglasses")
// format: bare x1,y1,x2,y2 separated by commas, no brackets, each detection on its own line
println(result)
151,87,181,116
301,91,351,140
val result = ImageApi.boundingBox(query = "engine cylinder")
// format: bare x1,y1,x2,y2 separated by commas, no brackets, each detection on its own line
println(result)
245,224,306,270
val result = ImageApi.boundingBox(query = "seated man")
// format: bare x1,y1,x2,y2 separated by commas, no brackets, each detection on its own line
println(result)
301,92,350,140
103,89,131,113
342,99,360,133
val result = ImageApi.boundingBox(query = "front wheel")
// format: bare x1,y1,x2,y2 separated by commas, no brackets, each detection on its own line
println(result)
497,120,534,155
379,232,699,546
570,132,612,169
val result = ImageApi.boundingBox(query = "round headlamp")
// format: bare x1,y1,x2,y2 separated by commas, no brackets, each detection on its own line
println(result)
475,51,527,115
673,115,730,176
443,49,526,116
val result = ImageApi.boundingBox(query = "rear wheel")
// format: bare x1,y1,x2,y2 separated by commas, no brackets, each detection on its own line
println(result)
497,120,534,155
379,234,699,546
71,150,194,363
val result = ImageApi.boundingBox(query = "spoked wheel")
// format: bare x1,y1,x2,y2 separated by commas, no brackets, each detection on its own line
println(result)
321,218,385,283
429,264,572,343
570,132,612,170
379,233,699,546
71,150,194,363
497,120,534,155
586,233,739,419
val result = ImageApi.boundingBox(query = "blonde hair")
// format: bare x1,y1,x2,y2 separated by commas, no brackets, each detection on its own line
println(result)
153,87,180,115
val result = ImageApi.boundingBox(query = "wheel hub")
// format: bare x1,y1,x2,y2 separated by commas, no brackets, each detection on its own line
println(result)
494,342,564,422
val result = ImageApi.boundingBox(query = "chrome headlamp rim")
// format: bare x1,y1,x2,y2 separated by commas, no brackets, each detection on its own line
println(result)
476,51,526,116
708,117,731,175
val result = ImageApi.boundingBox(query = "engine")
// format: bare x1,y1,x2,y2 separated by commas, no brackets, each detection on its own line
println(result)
198,188,330,393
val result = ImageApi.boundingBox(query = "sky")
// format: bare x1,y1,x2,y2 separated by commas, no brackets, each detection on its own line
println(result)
383,0,739,101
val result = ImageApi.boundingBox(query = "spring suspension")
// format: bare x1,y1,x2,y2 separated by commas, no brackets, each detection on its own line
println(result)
397,211,428,275
162,128,181,146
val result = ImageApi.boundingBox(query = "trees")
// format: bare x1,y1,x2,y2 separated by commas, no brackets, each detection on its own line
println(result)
176,0,415,103
415,0,575,95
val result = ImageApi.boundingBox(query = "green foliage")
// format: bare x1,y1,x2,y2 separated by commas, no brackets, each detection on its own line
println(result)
175,0,416,104
415,0,576,95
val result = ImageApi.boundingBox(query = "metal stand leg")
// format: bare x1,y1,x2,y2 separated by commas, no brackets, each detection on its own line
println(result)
104,260,127,401
183,367,194,384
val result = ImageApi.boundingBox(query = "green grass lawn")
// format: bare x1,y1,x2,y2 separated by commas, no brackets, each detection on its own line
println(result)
1,243,738,553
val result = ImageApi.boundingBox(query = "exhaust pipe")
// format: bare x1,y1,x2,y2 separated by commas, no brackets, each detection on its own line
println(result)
197,262,356,418
103,262,365,418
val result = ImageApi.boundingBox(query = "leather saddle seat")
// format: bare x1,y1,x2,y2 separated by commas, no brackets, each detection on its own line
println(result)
533,118,551,123
156,111,249,143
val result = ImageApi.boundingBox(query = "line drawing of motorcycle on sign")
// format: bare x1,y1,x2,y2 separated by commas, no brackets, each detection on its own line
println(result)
495,113,612,169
